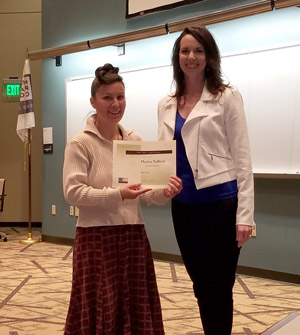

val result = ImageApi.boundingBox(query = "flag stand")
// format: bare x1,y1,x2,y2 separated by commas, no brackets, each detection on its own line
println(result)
17,57,40,244
19,128,40,244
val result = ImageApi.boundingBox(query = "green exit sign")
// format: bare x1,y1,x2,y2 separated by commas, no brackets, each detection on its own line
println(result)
2,78,22,102
6,83,21,96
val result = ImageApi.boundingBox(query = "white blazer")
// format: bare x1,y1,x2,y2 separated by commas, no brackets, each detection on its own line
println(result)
158,85,254,226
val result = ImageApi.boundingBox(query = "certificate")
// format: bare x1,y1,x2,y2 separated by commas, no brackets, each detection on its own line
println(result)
113,140,176,189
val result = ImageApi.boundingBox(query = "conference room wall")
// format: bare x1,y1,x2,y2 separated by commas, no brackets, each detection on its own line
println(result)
0,0,42,224
41,0,300,277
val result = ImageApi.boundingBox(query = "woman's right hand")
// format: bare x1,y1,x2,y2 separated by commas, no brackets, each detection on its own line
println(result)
120,183,152,200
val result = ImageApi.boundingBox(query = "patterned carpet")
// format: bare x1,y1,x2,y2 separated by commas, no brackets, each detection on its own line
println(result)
0,227,300,335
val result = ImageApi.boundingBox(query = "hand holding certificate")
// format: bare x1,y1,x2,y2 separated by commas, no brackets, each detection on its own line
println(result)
113,140,176,189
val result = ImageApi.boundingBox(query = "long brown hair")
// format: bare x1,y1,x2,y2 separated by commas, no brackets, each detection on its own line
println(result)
171,26,227,98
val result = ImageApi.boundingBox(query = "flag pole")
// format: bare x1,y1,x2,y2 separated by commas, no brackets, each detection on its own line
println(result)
28,128,32,235
19,129,40,244
18,56,40,245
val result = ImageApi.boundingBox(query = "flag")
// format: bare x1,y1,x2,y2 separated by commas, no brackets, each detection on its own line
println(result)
16,59,35,142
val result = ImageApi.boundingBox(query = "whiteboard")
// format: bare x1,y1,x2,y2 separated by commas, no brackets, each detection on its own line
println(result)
65,65,174,142
66,44,300,175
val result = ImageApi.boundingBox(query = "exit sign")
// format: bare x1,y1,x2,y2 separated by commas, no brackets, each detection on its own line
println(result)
6,83,21,96
2,78,22,102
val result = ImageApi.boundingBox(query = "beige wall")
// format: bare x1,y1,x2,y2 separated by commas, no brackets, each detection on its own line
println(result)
0,0,42,222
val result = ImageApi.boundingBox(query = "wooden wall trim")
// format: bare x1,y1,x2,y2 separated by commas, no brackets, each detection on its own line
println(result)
275,0,300,9
167,0,272,33
27,0,282,61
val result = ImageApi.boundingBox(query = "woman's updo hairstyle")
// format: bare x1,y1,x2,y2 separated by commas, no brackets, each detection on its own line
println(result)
91,63,124,98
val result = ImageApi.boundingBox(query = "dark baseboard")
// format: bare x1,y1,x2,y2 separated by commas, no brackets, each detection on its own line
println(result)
152,251,183,264
152,251,300,285
42,234,74,246
32,236,300,285
0,222,42,227
237,265,300,285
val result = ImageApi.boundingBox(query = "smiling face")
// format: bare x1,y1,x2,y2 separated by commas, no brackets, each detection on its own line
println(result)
90,82,126,127
179,34,207,80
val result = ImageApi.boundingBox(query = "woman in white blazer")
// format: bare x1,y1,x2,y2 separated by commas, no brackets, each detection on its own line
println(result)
158,26,255,335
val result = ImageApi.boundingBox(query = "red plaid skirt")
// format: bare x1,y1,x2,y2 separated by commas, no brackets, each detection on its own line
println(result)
64,225,164,335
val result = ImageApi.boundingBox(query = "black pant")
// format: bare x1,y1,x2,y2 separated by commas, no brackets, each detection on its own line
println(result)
171,197,240,335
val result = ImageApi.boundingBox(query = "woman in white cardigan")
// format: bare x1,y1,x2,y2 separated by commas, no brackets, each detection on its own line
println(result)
158,27,254,335
63,63,182,335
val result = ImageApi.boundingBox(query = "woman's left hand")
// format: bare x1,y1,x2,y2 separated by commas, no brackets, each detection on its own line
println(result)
164,176,182,198
236,224,253,247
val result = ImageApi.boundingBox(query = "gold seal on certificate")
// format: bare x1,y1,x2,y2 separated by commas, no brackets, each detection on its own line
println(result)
113,140,176,189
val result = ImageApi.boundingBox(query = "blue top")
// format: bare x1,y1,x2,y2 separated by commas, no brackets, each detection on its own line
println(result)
174,111,238,204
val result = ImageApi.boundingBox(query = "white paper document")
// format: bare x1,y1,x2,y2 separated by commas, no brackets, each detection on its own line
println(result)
43,127,53,144
113,140,176,189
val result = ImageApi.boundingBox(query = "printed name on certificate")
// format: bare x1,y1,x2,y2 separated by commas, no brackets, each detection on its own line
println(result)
112,140,176,189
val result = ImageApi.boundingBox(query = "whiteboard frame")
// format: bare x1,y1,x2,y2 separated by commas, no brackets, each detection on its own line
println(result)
126,0,205,18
